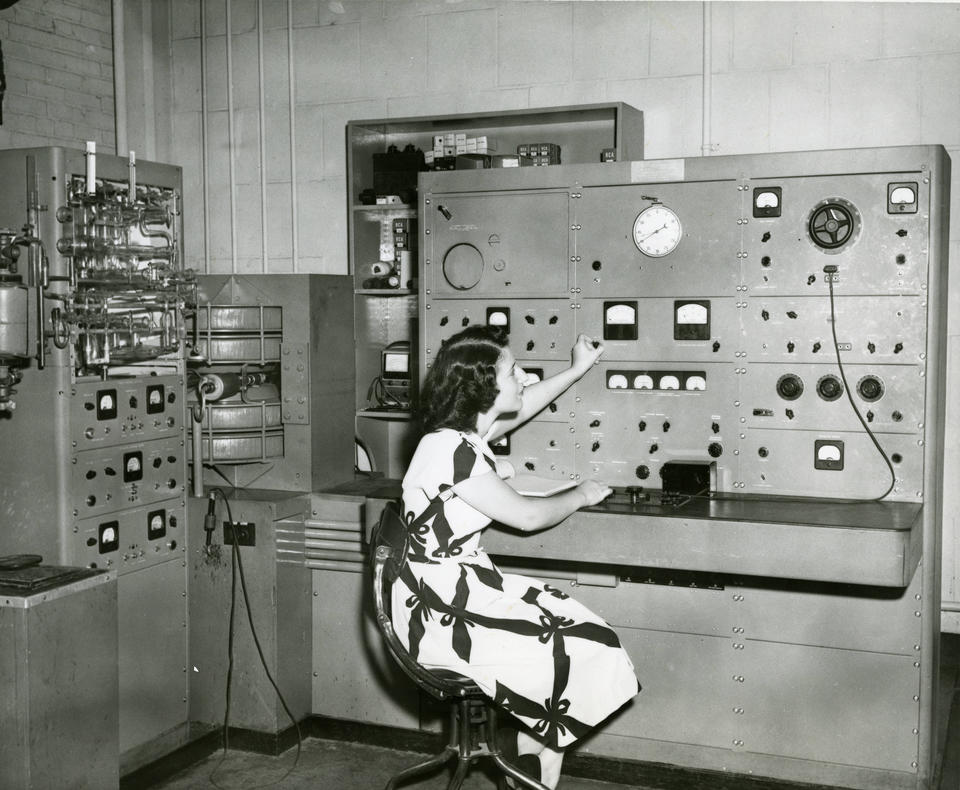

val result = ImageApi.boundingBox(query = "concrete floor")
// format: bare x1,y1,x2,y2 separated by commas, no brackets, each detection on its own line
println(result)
152,738,632,790
143,633,960,790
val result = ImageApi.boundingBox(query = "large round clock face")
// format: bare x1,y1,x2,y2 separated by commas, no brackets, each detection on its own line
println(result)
632,205,682,257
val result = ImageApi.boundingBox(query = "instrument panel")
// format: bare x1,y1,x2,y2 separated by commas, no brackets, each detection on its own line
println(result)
420,148,948,503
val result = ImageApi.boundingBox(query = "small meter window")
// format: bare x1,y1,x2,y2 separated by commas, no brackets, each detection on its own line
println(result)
384,354,408,374
123,451,144,482
146,384,165,414
756,191,779,208
605,304,636,324
607,373,629,390
633,374,654,390
603,301,639,341
659,375,680,390
96,388,118,420
676,303,707,324
753,186,782,218
887,182,918,214
890,186,916,205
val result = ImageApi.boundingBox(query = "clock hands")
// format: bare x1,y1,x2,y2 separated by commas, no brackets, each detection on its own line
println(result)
636,223,669,242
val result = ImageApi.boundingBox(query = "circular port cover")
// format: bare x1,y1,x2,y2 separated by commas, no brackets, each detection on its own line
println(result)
776,373,804,400
816,374,844,401
442,243,484,290
857,375,884,402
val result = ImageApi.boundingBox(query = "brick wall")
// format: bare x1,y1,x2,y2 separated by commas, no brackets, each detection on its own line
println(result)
0,0,115,151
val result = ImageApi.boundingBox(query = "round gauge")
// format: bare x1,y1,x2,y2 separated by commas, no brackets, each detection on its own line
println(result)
633,204,682,257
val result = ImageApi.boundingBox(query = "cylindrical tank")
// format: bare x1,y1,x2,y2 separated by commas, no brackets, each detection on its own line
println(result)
0,282,30,359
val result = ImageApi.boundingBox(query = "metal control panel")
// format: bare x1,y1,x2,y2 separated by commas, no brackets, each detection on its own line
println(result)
420,148,949,504
0,146,192,761
419,147,950,790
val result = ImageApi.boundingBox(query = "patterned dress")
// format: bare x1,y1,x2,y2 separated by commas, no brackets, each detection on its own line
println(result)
391,429,640,748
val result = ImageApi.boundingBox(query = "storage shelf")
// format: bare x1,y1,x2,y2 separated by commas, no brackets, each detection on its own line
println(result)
357,408,412,421
353,204,417,220
348,103,643,476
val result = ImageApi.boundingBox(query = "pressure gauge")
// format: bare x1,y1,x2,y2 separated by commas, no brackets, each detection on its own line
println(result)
633,204,682,257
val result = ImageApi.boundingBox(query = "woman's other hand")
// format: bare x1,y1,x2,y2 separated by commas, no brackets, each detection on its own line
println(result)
575,479,613,507
571,333,604,376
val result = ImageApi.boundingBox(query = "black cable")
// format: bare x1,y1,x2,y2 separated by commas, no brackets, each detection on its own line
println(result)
231,509,303,779
207,489,302,789
826,272,896,501
208,489,238,789
368,375,404,409
225,513,238,750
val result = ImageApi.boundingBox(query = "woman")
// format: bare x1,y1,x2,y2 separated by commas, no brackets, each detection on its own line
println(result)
391,325,640,789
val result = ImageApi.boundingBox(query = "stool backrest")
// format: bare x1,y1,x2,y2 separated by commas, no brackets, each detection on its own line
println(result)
370,500,469,700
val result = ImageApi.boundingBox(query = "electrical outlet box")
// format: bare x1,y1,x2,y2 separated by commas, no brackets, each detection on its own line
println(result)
223,521,256,547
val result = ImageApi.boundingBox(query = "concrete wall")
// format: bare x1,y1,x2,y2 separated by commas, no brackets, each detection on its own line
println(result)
165,0,960,628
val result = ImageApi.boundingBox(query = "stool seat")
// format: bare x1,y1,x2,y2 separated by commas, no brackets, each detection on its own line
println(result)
427,668,484,693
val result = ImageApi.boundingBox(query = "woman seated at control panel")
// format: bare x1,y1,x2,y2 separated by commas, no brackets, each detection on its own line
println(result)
392,325,640,788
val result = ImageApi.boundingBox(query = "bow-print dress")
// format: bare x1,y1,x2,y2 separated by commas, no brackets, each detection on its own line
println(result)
391,429,640,748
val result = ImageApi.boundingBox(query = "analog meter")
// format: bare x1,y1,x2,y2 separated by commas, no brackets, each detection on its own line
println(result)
633,204,682,257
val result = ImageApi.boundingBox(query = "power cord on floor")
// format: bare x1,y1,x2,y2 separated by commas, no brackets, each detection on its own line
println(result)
208,488,303,789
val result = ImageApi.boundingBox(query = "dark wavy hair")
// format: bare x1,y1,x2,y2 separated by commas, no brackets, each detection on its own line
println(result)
420,324,508,433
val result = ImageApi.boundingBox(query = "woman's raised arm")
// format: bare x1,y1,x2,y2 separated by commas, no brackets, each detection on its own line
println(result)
486,334,604,441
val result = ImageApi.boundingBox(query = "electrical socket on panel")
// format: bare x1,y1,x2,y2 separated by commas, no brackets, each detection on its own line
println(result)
223,521,256,547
